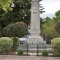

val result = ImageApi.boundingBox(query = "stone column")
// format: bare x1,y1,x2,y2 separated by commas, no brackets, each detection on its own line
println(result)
30,0,40,36
25,0,46,45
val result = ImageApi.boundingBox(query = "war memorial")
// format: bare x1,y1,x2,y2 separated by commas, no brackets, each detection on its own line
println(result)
20,0,46,46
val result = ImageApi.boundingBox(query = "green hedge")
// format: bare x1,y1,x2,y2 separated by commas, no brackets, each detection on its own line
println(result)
11,37,20,49
51,38,60,56
42,50,48,56
17,50,24,55
0,37,13,52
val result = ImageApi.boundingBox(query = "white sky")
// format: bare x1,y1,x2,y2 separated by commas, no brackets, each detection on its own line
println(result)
40,0,60,18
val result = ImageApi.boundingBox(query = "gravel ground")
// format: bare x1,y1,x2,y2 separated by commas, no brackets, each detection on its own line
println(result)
0,55,60,60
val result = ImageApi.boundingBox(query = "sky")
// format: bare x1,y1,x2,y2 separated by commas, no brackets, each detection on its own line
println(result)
40,0,60,18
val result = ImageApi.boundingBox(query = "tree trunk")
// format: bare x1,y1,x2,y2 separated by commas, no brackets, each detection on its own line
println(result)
0,23,3,37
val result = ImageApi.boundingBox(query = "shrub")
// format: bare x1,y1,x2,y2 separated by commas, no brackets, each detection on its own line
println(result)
3,22,28,37
3,22,28,49
0,37,13,52
17,50,24,55
42,50,48,56
51,38,60,56
11,37,20,49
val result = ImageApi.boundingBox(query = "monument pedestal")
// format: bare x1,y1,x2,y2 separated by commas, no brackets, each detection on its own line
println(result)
25,36,46,45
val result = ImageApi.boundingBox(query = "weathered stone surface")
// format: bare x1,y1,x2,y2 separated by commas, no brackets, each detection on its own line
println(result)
25,0,46,45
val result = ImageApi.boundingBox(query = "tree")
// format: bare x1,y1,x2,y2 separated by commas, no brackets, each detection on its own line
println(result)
41,17,60,44
55,10,60,17
0,0,44,26
0,0,13,37
0,0,30,37
0,0,44,37
0,0,31,26
41,17,60,38
0,0,12,12
3,22,28,49
54,10,60,22
53,10,60,34
41,10,60,39
39,3,45,14
3,22,28,37
55,21,60,33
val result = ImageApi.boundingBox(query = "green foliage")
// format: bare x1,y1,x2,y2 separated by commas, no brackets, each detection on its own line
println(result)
0,37,13,52
55,21,60,33
41,18,60,38
11,37,20,49
55,10,60,17
17,50,24,55
41,10,60,39
0,0,31,26
51,38,60,56
0,0,12,12
0,0,44,27
3,22,28,37
42,50,48,56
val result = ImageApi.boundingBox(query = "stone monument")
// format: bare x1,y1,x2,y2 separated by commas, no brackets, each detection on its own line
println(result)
25,0,46,45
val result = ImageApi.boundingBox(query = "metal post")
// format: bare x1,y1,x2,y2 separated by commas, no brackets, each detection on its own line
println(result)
37,44,39,56
26,44,29,56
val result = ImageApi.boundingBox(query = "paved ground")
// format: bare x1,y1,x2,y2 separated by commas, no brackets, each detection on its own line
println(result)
0,55,60,60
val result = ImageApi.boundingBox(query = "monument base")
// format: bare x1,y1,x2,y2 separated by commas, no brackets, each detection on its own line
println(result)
19,36,46,50
25,36,46,45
